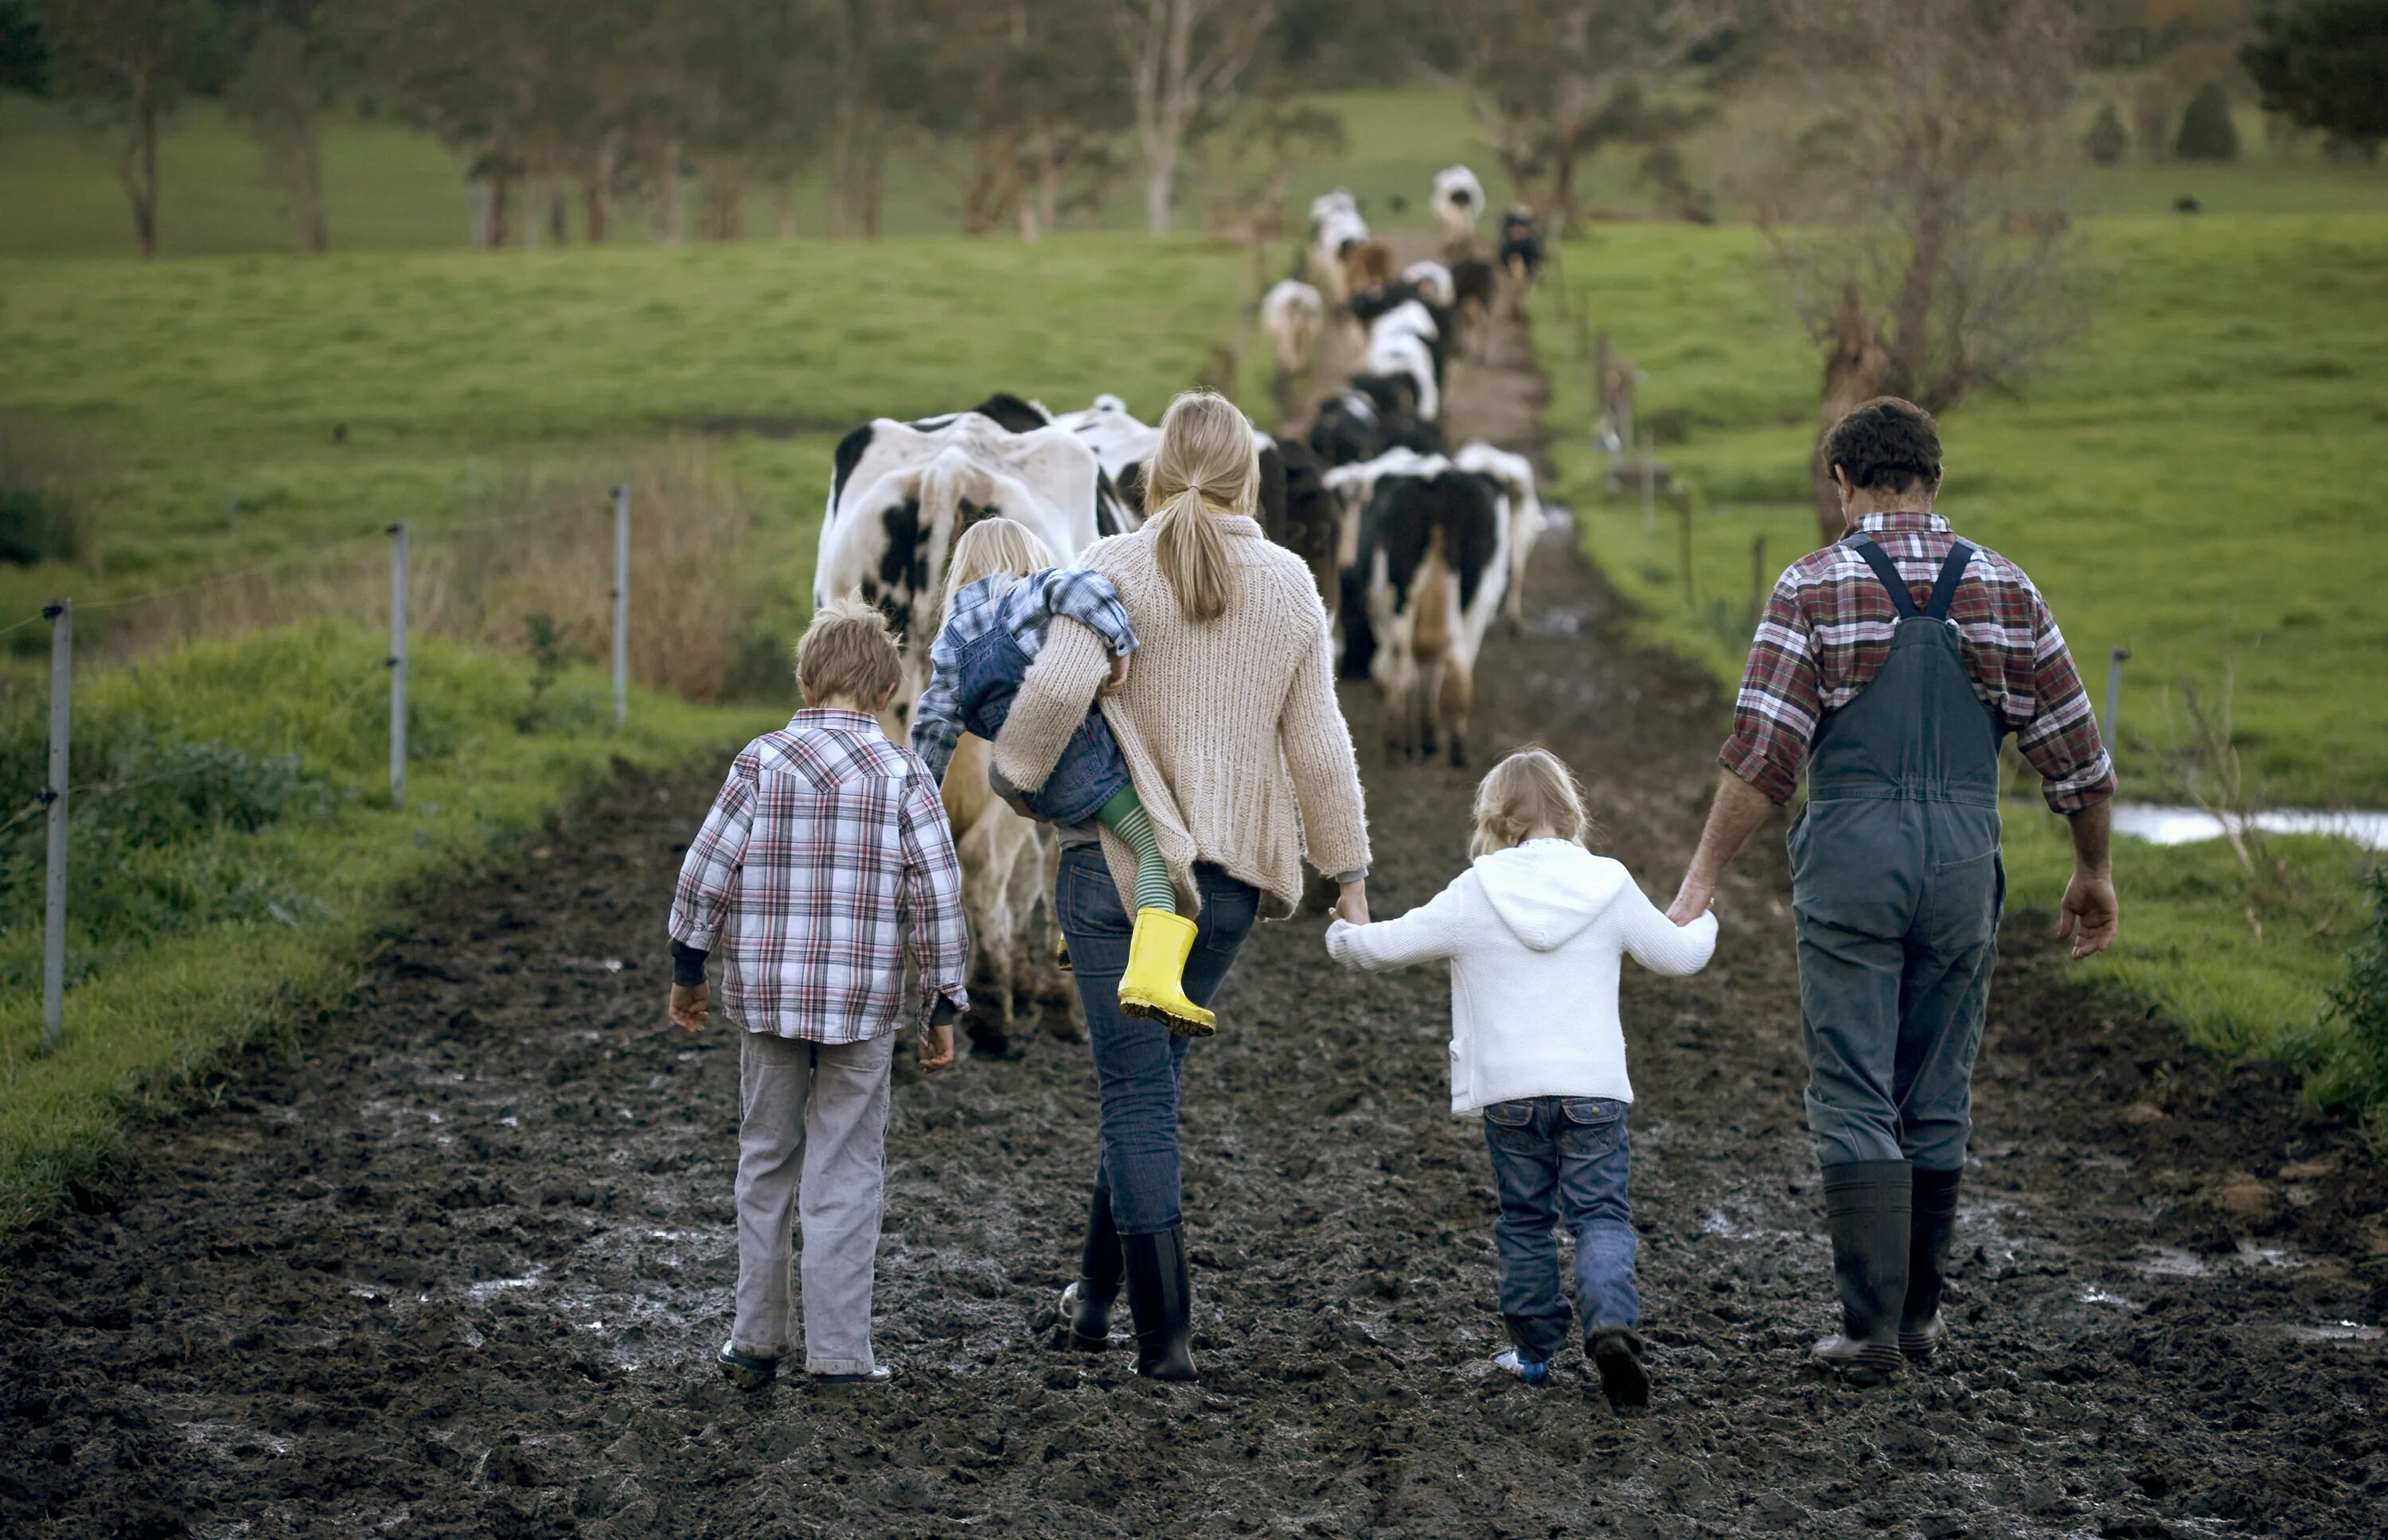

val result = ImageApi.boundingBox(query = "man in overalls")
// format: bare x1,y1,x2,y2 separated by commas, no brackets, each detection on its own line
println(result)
1667,398,2119,1383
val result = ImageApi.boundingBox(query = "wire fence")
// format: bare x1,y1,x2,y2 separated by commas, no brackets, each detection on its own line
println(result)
18,489,638,1053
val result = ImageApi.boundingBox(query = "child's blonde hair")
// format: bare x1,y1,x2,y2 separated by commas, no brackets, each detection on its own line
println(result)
798,594,903,706
1145,390,1260,624
1470,746,1591,859
942,517,1057,629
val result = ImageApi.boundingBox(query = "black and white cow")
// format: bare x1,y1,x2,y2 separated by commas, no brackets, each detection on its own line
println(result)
1498,208,1545,292
1045,393,1289,536
1451,441,1547,627
1362,298,1442,423
1268,435,1336,613
1354,466,1512,767
1433,166,1486,240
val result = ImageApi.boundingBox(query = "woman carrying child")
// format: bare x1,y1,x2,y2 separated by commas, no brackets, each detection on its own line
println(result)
979,390,1372,1382
1326,747,1716,1415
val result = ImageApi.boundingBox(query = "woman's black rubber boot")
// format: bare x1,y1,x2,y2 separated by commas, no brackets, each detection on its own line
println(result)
1809,1159,1911,1386
1900,1167,1963,1361
1061,1187,1124,1351
1122,1226,1199,1382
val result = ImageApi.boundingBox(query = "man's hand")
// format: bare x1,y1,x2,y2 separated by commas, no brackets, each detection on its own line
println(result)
918,1023,956,1072
1099,653,1131,697
2058,867,2119,960
1333,879,1370,926
669,982,709,1035
1664,878,1715,928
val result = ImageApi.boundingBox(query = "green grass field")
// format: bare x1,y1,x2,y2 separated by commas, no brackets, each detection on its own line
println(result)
0,234,1260,652
1532,212,2388,1133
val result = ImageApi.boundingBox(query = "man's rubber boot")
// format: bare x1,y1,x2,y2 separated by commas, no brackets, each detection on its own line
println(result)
1810,1159,1911,1386
1059,1187,1124,1352
1589,1328,1650,1417
1122,1226,1199,1382
1117,909,1216,1038
1900,1167,1962,1362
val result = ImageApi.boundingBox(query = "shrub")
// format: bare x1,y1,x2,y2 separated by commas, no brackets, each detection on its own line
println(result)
0,417,96,567
2317,864,2388,1148
2175,83,2242,162
2086,103,2130,166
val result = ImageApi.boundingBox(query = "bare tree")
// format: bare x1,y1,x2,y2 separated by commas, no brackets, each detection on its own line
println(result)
42,0,213,258
1468,0,1731,227
1110,0,1275,236
1761,0,2094,547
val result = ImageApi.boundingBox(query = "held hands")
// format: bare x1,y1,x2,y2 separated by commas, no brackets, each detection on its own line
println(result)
1664,875,1715,928
2058,866,2119,960
1332,879,1370,926
669,982,709,1035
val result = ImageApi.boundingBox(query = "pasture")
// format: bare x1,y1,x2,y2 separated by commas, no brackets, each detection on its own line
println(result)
1535,211,2388,1125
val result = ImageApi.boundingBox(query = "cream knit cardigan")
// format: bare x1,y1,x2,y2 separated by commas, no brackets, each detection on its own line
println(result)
991,513,1370,920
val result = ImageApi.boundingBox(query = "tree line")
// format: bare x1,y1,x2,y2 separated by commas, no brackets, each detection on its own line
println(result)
0,1,2373,261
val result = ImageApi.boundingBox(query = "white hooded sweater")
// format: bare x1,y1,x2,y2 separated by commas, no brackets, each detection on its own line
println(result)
1325,840,1718,1114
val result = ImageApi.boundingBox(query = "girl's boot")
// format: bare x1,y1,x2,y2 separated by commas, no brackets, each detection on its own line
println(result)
1117,909,1215,1037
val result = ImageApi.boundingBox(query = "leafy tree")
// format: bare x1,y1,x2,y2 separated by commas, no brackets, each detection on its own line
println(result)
1762,0,2092,547
1112,0,1278,236
2242,0,2388,152
2173,80,2240,160
0,0,45,93
2085,100,2130,165
220,2,353,254
40,0,219,257
1467,0,1734,227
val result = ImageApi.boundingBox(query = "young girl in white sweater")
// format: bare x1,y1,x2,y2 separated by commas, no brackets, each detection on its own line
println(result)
1325,747,1717,1414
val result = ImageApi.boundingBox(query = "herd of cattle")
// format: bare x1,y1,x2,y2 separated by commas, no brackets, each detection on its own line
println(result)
806,165,1551,1049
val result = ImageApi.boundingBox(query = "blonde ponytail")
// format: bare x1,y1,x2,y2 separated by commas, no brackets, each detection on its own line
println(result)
1145,390,1259,624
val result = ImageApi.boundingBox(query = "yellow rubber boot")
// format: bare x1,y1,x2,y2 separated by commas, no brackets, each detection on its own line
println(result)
1116,909,1216,1038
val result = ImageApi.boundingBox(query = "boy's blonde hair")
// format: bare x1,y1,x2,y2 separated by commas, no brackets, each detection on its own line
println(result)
798,594,903,706
1145,390,1260,624
1471,746,1591,859
942,517,1056,629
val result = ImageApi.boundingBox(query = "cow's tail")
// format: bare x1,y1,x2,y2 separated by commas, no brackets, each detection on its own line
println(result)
1414,529,1452,661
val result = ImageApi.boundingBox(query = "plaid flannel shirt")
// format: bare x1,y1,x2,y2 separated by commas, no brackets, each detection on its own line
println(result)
910,566,1139,784
669,710,969,1042
1721,512,2116,814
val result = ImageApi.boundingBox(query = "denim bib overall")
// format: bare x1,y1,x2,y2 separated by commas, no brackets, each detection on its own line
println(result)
1789,537,2005,1174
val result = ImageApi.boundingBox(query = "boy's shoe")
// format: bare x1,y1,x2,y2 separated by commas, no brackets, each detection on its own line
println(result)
1117,909,1216,1038
1055,938,1072,973
1589,1328,1650,1417
717,1340,778,1391
810,1364,893,1386
1492,1347,1550,1385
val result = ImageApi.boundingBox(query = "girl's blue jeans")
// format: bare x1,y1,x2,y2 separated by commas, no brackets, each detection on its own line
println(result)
1482,1095,1639,1360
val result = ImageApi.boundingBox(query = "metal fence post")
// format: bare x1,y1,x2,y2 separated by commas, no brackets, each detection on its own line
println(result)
611,485,630,727
388,522,409,808
2104,645,2130,746
41,598,70,1053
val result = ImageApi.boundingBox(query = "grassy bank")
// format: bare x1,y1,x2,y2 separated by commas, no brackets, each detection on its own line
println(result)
0,621,778,1233
1532,212,2388,1131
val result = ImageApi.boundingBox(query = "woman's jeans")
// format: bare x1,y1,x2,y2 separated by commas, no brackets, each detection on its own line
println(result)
1482,1096,1638,1360
1055,844,1258,1234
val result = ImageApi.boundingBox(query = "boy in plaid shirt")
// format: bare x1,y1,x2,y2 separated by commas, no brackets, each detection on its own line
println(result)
666,595,970,1388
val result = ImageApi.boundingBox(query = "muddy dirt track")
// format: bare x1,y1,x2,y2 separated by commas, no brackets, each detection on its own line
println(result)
9,252,2388,1538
